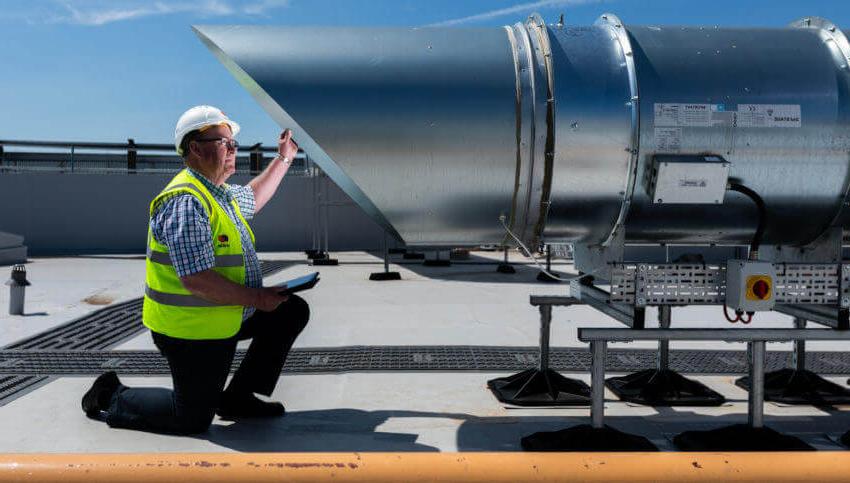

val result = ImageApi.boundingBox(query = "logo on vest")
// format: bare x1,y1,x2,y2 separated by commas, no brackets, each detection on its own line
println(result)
217,234,230,248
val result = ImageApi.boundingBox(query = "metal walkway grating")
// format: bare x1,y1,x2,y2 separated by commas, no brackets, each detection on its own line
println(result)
2,346,850,376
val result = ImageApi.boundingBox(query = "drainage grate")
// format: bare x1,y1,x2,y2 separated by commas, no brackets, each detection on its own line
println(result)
0,375,52,407
1,346,849,376
260,260,295,277
3,260,293,352
4,299,144,351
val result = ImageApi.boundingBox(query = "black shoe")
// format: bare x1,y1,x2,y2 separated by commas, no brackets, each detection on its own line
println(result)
81,371,122,419
216,392,285,420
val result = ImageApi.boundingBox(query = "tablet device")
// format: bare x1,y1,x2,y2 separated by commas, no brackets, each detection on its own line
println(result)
274,272,320,295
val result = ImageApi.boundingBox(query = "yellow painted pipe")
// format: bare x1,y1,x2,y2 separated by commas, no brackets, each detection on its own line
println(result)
0,452,849,482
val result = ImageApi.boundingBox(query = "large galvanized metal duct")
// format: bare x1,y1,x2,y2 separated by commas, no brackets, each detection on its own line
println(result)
195,15,850,249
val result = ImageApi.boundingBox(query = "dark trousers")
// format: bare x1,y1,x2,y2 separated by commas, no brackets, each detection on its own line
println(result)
106,295,309,435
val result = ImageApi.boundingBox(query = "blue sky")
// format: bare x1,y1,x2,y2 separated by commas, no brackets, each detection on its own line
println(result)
1,0,848,147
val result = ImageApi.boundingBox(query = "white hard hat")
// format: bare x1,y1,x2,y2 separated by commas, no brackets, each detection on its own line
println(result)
174,105,241,155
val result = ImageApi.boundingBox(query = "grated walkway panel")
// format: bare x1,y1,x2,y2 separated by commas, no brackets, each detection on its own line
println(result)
2,346,850,376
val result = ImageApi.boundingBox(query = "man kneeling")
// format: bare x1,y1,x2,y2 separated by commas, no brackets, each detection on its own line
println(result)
82,106,308,434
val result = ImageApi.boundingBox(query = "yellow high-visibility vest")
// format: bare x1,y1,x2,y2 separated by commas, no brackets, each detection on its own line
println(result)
142,169,255,340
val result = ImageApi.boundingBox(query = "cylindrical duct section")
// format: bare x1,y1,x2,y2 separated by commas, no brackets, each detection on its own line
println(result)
195,14,850,249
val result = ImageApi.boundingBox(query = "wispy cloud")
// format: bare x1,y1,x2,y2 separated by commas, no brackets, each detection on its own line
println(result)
24,0,290,26
427,0,604,27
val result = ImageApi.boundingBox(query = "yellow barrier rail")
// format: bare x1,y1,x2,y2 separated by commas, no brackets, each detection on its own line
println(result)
0,452,848,482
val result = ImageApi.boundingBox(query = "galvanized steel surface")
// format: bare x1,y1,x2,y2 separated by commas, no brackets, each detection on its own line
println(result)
196,14,850,248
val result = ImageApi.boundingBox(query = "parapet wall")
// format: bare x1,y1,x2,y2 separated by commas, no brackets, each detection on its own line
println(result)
0,173,385,255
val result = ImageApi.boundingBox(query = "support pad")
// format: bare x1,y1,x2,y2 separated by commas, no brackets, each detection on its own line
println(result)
402,252,425,260
536,271,561,283
521,424,658,452
674,424,814,451
307,251,329,260
487,368,591,406
369,272,401,281
388,248,407,255
735,368,850,405
423,259,451,267
606,369,726,406
311,257,339,266
496,263,516,274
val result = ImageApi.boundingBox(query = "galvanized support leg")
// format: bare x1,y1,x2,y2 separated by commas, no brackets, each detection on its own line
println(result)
383,233,390,274
793,317,806,371
591,340,607,429
322,175,330,255
538,305,552,372
748,341,766,428
657,306,671,371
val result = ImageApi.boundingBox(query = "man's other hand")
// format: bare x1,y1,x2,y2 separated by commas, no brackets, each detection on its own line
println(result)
278,129,299,162
255,287,290,312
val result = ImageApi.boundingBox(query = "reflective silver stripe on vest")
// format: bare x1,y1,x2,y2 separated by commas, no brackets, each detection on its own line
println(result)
145,285,230,308
146,248,243,268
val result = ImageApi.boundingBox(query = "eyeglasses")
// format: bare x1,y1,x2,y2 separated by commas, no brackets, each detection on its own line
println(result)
194,137,239,151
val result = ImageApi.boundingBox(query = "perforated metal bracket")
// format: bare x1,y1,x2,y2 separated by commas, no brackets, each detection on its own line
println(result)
611,262,843,306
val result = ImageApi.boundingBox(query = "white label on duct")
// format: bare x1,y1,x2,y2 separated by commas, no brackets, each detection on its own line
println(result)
654,127,682,152
654,103,802,128
736,104,802,128
655,103,714,127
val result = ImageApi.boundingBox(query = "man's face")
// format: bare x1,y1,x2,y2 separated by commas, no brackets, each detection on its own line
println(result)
190,124,237,185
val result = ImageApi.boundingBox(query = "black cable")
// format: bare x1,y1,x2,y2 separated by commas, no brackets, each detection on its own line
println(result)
728,182,766,258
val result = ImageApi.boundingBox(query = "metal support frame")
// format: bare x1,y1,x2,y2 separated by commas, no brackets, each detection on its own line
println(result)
369,232,401,281
734,315,850,405
310,169,339,266
576,327,843,450
423,249,451,267
126,139,136,174
537,245,559,282
657,306,671,370
571,281,645,328
486,296,591,406
497,247,516,274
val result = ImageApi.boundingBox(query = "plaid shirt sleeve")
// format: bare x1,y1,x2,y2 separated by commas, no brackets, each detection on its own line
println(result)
150,193,216,278
229,184,256,220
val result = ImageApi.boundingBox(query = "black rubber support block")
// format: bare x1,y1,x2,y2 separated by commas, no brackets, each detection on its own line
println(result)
369,272,401,281
311,258,339,266
487,368,591,406
402,252,425,260
736,368,850,405
521,424,659,452
423,260,451,267
496,263,516,274
536,271,561,283
606,369,726,407
307,251,329,260
674,424,814,451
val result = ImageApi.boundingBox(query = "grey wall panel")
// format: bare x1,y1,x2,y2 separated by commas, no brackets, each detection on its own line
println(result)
0,173,385,255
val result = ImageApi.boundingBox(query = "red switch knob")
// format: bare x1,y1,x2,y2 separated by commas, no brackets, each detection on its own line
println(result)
752,279,770,300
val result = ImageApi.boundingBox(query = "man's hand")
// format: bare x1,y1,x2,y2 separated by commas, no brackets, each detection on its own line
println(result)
248,128,299,215
278,129,299,162
254,287,290,312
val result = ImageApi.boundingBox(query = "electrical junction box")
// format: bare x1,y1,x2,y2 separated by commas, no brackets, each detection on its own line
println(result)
725,260,776,312
647,155,731,204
